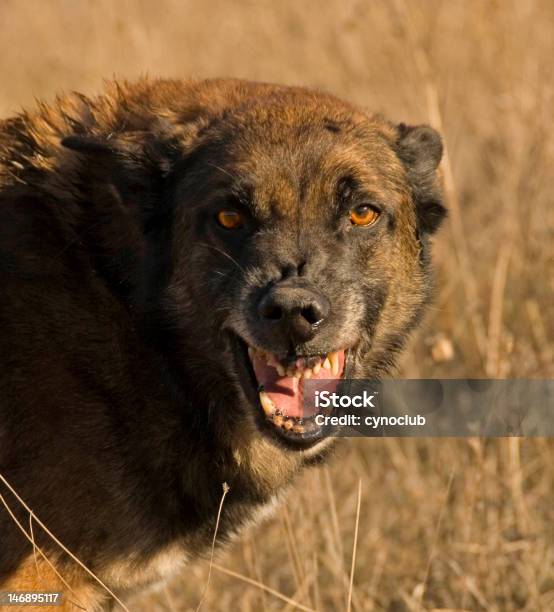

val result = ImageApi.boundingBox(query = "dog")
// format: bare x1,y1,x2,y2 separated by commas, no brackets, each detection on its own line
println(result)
0,78,445,609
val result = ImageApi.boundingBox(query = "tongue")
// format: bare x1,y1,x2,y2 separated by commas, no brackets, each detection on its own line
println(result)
252,352,345,419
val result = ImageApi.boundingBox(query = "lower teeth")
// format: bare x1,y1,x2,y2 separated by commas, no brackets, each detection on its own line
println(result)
258,392,306,434
259,392,273,413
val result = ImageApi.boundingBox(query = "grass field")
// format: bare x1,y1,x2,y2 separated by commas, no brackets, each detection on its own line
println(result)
1,1,553,610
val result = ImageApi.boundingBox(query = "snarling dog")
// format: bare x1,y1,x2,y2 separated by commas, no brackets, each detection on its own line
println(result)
0,79,444,609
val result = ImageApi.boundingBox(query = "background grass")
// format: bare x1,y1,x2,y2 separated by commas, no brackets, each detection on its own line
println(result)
1,1,553,610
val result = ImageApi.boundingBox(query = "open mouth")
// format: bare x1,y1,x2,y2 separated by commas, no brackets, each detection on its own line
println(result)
234,339,350,449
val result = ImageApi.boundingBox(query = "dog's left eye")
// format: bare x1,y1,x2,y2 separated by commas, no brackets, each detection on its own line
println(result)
216,209,245,230
349,205,380,227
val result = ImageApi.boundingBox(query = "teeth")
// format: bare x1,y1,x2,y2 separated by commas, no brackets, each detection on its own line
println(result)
250,346,340,380
329,351,340,376
265,409,305,434
259,391,275,416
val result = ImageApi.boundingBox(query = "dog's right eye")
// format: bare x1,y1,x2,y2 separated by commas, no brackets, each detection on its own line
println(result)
216,209,245,230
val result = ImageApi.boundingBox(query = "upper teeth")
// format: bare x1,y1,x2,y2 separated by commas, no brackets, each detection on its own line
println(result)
248,347,341,380
329,352,340,376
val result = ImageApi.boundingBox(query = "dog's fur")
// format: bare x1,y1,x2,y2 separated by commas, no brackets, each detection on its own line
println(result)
0,78,444,609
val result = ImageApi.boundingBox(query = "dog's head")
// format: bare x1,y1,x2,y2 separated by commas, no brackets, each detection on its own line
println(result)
62,84,444,455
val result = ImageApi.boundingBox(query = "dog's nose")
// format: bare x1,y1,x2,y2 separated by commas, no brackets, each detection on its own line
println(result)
258,284,330,343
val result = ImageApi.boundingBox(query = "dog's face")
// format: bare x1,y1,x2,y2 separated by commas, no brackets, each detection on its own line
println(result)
63,90,444,456
165,98,445,452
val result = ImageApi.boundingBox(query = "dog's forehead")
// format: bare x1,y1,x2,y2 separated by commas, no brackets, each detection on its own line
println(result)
216,111,403,217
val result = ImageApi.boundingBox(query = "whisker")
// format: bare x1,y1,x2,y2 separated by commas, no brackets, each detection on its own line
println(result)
195,242,246,275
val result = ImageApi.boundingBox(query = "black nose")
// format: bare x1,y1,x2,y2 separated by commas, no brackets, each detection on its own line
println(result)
258,283,330,343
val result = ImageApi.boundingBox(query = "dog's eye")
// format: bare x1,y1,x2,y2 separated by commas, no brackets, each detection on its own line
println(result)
349,205,380,227
216,210,244,230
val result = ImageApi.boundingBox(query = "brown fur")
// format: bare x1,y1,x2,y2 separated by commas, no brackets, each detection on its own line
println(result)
0,78,444,607
1,557,104,611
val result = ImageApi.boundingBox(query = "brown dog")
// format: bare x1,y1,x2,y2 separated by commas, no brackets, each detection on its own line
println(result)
0,78,444,609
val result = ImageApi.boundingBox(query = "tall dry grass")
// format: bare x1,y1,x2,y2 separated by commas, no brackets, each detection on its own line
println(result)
1,0,553,610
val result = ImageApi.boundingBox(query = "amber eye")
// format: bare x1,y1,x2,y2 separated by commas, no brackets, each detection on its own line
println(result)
349,205,380,227
216,209,244,230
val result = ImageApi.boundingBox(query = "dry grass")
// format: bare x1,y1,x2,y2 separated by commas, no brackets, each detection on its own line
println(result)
1,0,553,610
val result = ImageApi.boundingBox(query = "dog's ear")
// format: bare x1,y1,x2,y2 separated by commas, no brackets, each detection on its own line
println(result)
61,132,176,203
396,123,446,235
60,131,186,303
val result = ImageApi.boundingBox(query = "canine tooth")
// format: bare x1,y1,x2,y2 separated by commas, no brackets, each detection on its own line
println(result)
284,419,294,431
276,364,286,377
259,391,275,415
303,368,312,379
329,351,340,376
248,347,254,360
322,357,331,370
313,362,321,375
